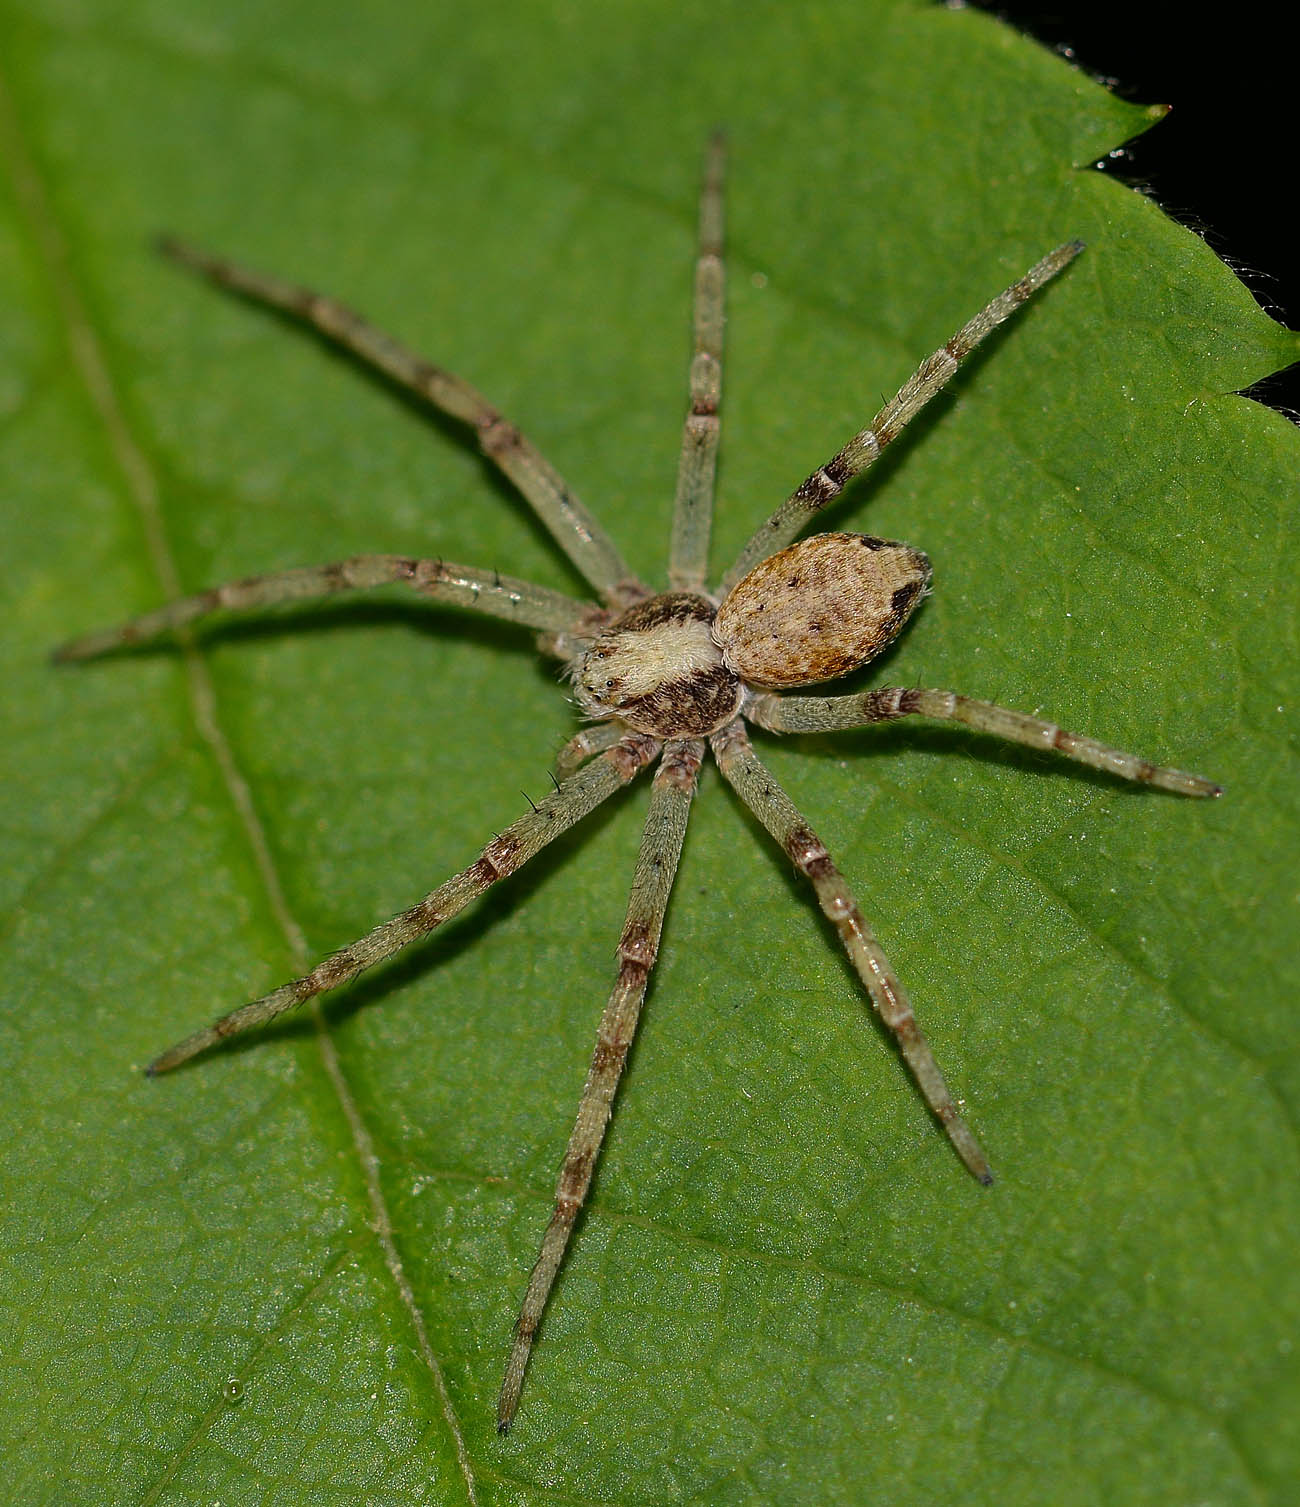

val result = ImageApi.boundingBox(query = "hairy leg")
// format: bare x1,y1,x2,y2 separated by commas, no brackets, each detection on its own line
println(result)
553,722,627,781
711,718,991,1182
148,733,661,1074
719,242,1083,594
158,236,639,604
668,133,726,592
55,554,590,661
498,737,704,1431
747,686,1221,797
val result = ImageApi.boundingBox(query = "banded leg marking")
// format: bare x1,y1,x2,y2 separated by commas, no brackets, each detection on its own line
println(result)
748,687,1221,797
147,733,660,1075
54,554,590,661
710,719,991,1183
157,235,638,603
719,242,1084,593
498,738,704,1432
669,132,726,592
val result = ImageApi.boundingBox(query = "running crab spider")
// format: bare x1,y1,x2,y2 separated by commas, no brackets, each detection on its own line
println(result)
57,134,1221,1432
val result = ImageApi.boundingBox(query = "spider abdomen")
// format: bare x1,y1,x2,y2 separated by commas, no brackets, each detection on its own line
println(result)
572,591,743,737
714,531,931,688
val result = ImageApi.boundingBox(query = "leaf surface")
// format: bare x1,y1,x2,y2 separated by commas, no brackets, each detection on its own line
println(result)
2,2,1297,1503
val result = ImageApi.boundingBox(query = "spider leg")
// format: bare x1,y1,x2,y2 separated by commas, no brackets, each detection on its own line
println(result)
53,554,590,661
710,718,991,1183
146,731,660,1075
498,737,704,1433
748,687,1221,797
156,236,640,606
718,242,1084,594
668,132,726,592
553,723,626,781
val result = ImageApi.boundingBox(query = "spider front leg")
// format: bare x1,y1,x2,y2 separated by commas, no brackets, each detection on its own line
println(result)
157,236,641,606
668,131,726,592
747,687,1221,797
498,737,705,1433
54,554,591,661
711,719,992,1184
146,732,660,1074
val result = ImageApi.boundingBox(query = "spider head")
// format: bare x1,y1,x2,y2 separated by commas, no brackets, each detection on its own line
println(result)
572,591,744,737
713,532,931,688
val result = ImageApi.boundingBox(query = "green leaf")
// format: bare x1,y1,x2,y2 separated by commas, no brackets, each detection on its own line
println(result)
3,1,1297,1502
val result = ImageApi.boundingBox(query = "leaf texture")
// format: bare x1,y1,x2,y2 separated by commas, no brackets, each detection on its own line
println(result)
2,2,1297,1502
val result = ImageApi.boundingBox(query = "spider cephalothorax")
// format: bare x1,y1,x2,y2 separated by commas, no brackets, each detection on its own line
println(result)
572,590,741,736
58,135,1218,1432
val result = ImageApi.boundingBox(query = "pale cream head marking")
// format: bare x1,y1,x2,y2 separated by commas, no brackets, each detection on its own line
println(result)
573,592,742,737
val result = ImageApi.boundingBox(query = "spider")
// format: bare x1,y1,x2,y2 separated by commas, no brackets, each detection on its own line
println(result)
57,135,1220,1432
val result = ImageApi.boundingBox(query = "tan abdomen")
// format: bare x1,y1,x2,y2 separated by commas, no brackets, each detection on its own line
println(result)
713,532,930,688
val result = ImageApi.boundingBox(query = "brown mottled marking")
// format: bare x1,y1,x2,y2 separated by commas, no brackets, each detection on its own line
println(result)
794,468,842,509
465,854,499,887
619,918,653,963
478,415,520,455
615,592,714,633
560,1146,594,1188
897,688,923,715
781,822,821,867
614,957,650,991
616,664,743,739
589,1038,622,1075
483,833,524,878
714,532,930,688
608,732,662,779
312,953,355,990
822,454,854,488
891,580,922,615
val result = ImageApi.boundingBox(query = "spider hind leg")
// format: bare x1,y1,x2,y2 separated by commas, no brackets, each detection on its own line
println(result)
498,737,704,1432
711,718,992,1184
146,732,660,1075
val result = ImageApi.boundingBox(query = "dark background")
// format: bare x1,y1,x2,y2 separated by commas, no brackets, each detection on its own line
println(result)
985,3,1298,413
